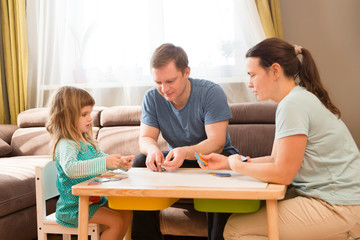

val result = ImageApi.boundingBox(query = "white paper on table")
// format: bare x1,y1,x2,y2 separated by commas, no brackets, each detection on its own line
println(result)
110,168,268,189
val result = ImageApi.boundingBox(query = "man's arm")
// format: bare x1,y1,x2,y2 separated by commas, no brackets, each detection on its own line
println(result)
174,119,229,160
139,122,161,155
139,122,166,171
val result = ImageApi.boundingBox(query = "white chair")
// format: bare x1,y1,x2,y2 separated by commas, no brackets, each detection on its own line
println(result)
35,160,100,240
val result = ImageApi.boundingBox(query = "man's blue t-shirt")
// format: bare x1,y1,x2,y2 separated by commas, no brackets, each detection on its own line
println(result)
141,78,239,154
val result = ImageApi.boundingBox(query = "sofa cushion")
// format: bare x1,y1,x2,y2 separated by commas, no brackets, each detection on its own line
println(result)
0,139,12,156
0,124,18,143
0,156,52,218
98,126,140,155
17,107,103,128
97,126,168,156
229,124,275,157
11,127,100,156
100,106,141,127
17,108,49,128
229,102,277,124
11,128,51,156
91,107,104,127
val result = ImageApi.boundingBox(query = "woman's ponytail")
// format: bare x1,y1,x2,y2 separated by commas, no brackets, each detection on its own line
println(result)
299,48,341,117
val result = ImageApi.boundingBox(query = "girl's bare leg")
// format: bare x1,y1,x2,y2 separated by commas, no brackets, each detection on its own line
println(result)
90,206,132,240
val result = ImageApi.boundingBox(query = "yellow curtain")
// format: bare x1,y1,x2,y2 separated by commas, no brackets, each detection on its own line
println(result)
0,0,28,124
0,64,4,124
255,0,283,39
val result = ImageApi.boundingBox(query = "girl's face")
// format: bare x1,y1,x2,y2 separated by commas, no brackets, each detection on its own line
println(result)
246,57,274,102
77,105,93,134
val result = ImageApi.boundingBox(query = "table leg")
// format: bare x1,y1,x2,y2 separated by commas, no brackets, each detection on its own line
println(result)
78,196,89,240
123,225,131,240
266,200,280,240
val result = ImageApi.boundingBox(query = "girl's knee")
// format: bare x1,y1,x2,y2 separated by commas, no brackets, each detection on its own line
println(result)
110,210,132,228
121,210,133,226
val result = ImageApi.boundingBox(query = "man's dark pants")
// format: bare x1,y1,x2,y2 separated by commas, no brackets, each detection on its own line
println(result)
131,151,232,240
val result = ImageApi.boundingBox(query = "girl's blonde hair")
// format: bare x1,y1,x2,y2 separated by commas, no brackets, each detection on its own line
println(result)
46,86,97,160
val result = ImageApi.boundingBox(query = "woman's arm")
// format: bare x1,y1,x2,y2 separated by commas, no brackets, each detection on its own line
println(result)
229,134,307,185
247,138,277,163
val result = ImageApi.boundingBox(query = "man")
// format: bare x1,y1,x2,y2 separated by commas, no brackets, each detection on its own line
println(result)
132,43,239,240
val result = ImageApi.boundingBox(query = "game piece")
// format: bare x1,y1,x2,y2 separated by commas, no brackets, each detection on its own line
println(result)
208,172,231,177
216,173,231,177
88,174,128,185
118,167,129,172
195,152,208,166
241,156,248,162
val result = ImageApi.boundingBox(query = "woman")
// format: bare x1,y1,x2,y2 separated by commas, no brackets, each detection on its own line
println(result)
200,38,360,240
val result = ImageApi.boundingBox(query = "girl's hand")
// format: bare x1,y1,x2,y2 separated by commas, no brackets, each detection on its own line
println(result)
119,155,135,170
105,154,122,169
198,153,231,170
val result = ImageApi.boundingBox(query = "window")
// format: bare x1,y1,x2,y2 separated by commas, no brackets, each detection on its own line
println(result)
27,0,265,107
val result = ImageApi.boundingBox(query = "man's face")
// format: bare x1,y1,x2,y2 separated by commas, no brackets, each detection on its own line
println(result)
152,61,190,103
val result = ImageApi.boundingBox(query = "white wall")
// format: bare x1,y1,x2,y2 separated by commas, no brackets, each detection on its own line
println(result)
280,0,360,148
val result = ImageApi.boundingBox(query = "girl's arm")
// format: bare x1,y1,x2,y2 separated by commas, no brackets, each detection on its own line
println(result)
229,134,307,185
57,140,107,178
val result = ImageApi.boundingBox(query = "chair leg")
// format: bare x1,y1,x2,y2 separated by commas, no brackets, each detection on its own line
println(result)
63,234,71,240
90,225,100,240
37,230,47,240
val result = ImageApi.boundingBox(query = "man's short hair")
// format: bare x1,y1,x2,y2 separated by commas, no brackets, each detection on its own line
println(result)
150,43,189,74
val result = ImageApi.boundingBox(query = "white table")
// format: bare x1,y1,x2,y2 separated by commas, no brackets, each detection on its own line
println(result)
72,168,286,240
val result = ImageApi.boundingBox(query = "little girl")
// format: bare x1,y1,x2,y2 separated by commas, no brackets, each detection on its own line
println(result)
46,86,134,240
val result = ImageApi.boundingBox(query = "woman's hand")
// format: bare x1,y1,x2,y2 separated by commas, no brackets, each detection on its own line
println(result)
228,154,248,172
197,153,231,170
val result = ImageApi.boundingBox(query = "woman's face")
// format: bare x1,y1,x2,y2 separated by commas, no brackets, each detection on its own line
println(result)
246,57,274,102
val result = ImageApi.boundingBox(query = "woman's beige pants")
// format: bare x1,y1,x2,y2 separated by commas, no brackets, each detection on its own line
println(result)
224,192,360,240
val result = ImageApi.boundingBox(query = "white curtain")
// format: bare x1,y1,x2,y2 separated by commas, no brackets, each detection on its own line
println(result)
26,0,265,108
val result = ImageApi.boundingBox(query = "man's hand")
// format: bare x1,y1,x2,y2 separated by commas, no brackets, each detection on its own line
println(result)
162,148,186,171
146,150,165,172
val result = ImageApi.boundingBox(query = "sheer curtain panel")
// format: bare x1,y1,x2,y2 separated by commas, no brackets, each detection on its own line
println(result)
26,0,265,108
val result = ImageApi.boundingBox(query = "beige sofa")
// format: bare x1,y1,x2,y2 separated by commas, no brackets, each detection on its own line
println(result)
0,102,276,240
